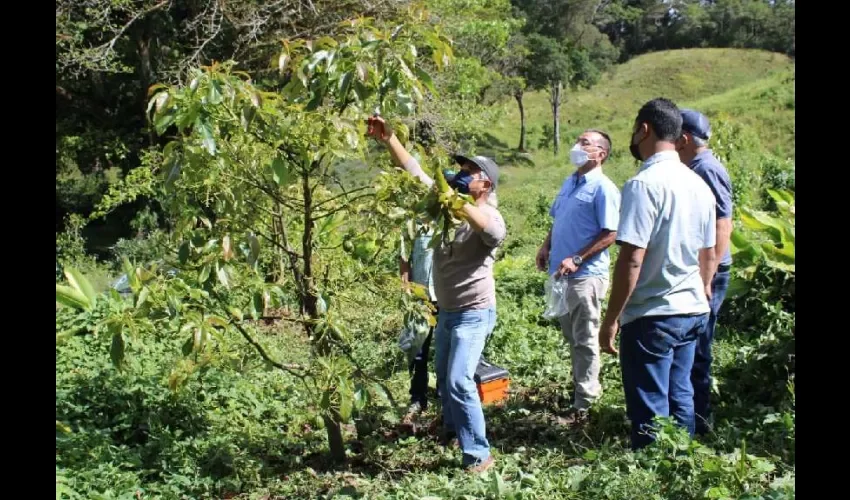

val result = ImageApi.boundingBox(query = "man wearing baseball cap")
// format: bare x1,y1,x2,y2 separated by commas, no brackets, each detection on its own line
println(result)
676,109,734,436
367,115,505,473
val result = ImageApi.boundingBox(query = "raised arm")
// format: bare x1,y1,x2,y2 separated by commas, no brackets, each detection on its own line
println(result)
367,115,433,187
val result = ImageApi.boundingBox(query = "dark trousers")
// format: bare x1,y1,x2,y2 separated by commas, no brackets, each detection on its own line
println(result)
409,306,439,407
620,313,709,449
409,327,435,407
692,266,731,435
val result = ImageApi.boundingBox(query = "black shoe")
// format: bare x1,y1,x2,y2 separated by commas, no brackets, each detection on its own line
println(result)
555,407,589,426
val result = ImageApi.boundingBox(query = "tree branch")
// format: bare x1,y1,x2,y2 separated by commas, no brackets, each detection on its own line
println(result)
310,193,375,221
94,0,170,58
313,185,373,209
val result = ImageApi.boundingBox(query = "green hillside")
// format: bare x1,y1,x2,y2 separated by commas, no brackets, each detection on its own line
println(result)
482,48,794,189
491,47,794,275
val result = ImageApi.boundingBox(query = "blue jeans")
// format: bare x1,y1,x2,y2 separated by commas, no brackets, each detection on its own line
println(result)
692,267,731,434
620,313,709,449
435,307,496,466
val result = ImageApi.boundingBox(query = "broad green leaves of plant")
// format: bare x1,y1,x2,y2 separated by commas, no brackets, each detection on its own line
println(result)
728,189,794,298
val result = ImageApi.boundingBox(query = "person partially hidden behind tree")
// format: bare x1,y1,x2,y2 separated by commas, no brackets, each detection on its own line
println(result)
399,222,439,420
368,114,505,473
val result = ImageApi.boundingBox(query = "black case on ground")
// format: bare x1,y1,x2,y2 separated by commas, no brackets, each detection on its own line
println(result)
474,359,510,384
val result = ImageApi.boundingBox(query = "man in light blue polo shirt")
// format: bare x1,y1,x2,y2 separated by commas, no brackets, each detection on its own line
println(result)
537,129,620,423
676,109,734,436
599,98,717,449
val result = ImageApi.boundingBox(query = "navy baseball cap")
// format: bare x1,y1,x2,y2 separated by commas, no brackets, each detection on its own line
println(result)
680,109,711,140
453,154,500,189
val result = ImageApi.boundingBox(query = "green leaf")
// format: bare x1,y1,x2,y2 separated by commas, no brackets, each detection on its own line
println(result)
206,315,229,329
199,264,211,284
271,156,291,185
394,55,415,80
339,377,353,422
307,50,330,72
241,105,256,131
64,267,97,303
222,235,234,261
251,292,264,320
193,327,204,353
216,262,230,288
415,67,437,95
182,333,194,356
305,86,326,111
110,333,125,368
725,277,752,299
767,188,794,207
56,285,91,310
229,307,245,321
178,241,190,264
136,287,150,309
154,91,170,114
195,116,217,156
355,62,368,82
353,384,369,411
208,80,223,104
155,110,176,135
278,53,290,74
338,70,354,101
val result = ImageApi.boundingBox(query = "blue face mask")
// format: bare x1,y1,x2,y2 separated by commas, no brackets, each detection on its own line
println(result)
448,170,472,194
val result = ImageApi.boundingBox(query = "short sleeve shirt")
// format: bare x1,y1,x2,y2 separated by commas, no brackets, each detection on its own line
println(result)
617,151,717,326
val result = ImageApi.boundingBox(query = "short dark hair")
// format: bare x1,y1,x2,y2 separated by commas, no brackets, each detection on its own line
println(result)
585,129,612,163
635,98,682,142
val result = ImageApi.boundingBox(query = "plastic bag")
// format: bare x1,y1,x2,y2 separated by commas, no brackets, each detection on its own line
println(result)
398,314,432,362
542,274,569,320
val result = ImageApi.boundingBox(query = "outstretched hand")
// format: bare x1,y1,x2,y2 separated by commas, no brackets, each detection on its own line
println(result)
366,115,393,142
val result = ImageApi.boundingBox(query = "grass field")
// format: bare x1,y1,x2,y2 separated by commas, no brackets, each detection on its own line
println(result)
56,48,796,499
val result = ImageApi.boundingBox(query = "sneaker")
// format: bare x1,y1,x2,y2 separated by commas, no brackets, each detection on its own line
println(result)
467,456,495,474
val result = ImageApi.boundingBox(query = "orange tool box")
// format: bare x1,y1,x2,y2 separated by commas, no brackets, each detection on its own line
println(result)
474,360,511,405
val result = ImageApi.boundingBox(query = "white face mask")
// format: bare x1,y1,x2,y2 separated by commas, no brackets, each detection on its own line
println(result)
570,144,591,167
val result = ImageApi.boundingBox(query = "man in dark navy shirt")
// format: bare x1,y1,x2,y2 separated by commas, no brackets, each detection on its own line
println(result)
676,109,734,436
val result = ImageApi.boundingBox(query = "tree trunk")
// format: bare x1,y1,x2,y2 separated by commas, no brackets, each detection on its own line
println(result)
322,411,346,463
136,25,156,146
272,206,288,284
301,164,330,356
515,91,526,152
552,81,562,156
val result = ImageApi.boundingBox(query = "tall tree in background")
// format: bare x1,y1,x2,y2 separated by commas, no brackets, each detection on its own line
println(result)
514,0,613,155
523,35,571,156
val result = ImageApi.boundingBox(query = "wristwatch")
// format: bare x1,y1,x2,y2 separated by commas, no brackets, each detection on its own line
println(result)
572,255,583,266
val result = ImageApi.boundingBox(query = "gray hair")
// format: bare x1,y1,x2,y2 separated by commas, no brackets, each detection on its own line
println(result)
478,169,496,193
486,191,498,208
692,135,709,147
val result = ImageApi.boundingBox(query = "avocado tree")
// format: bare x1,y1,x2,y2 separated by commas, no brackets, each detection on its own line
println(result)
57,10,464,462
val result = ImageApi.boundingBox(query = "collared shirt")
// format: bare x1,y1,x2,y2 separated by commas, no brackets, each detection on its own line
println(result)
689,149,733,266
549,166,621,279
617,150,717,326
